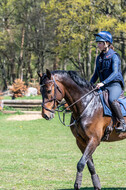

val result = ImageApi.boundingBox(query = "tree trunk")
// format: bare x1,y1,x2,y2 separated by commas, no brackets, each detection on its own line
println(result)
53,56,59,70
10,58,16,83
41,52,45,73
0,58,7,91
27,53,33,79
86,43,92,80
62,59,67,70
17,26,25,78
121,32,126,90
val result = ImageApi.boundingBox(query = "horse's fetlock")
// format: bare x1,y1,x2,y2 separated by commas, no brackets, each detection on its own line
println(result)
91,174,101,190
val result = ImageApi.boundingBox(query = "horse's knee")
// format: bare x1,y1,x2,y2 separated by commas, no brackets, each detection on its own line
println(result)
77,161,85,173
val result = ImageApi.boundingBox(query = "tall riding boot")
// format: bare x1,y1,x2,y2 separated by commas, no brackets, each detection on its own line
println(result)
110,100,126,133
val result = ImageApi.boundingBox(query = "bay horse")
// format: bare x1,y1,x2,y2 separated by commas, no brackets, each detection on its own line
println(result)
38,69,126,190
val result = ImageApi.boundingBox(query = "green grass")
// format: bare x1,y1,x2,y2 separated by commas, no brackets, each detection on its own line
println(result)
0,112,126,190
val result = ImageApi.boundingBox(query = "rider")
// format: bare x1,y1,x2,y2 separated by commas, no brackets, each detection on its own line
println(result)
90,31,126,133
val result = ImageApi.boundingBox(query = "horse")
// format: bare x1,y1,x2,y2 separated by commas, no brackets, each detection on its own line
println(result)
38,69,126,190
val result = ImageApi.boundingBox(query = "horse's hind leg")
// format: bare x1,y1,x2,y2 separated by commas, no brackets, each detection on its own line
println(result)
87,158,101,190
74,137,99,190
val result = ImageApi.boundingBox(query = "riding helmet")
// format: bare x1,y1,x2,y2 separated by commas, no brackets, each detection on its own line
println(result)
94,31,113,44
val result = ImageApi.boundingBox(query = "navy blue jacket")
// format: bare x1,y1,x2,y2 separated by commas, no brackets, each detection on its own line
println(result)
90,49,124,88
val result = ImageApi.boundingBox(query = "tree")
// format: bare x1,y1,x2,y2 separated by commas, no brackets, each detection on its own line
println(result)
0,0,126,90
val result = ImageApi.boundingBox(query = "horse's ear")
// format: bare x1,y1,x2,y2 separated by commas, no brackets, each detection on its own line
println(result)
46,69,51,79
37,71,42,78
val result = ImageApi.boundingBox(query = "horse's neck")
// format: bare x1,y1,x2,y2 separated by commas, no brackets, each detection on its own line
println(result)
60,77,88,114
62,79,83,100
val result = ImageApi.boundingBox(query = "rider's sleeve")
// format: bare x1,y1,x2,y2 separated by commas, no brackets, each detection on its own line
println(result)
90,67,98,84
102,54,119,85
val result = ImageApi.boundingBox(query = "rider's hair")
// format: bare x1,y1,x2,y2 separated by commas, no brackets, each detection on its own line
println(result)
109,44,114,50
106,42,114,50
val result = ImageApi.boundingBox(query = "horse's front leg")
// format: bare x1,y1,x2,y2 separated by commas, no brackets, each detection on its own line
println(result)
74,137,99,190
87,158,101,190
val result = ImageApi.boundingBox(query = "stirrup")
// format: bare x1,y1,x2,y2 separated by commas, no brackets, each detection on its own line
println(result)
115,122,126,133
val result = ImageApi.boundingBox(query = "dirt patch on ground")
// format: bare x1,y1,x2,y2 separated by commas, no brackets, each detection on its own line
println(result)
7,114,43,121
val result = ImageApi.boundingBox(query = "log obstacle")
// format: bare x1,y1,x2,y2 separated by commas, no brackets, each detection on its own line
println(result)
3,100,42,108
2,110,42,114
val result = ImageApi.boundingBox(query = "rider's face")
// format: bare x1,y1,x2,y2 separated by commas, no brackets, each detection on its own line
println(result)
97,42,105,51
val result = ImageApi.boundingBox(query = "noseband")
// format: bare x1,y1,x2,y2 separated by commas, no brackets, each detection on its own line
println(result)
40,76,62,113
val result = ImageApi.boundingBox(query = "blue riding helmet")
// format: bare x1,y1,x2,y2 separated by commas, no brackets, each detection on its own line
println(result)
94,31,113,44
95,36,106,42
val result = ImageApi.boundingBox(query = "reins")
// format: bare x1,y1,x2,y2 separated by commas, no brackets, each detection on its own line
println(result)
58,87,98,111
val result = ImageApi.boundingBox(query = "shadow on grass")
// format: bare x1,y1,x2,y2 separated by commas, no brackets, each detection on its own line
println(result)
58,188,126,190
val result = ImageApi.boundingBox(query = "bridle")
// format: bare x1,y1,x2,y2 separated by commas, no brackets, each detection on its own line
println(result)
40,75,98,126
40,76,63,113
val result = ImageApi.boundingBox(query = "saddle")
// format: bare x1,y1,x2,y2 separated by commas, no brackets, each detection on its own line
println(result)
103,90,125,110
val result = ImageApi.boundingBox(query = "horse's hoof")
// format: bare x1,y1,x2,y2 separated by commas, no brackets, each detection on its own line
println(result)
74,183,79,190
74,172,82,190
91,174,101,190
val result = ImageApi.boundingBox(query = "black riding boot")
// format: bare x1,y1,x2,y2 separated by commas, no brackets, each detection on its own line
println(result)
111,100,126,133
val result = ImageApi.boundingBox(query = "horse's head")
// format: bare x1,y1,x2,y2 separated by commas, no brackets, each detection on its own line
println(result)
38,69,64,120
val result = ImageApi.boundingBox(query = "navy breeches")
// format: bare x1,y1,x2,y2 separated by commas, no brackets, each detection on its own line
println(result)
105,82,122,104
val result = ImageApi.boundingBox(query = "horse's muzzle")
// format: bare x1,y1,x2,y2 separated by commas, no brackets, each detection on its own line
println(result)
43,113,54,120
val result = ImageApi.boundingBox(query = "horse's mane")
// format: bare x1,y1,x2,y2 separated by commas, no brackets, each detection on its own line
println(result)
52,70,93,90
68,71,93,89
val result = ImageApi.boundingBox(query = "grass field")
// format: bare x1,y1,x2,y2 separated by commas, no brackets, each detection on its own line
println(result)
0,112,126,190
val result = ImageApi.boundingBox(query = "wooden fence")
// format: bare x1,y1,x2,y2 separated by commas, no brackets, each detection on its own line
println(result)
3,100,42,108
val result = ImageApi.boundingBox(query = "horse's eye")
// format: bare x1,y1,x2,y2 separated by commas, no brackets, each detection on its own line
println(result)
47,90,51,94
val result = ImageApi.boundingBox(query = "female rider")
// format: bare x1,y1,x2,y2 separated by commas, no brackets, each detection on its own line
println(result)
90,31,126,133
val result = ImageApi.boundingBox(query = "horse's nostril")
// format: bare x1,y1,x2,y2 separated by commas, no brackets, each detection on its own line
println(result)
43,114,49,120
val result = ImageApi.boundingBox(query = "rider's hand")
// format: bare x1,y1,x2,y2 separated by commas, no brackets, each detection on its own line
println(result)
96,82,104,89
